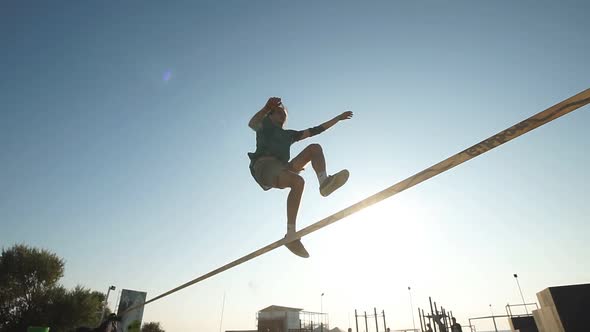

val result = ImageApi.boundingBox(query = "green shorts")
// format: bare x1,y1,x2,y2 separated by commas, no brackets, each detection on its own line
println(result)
252,157,288,190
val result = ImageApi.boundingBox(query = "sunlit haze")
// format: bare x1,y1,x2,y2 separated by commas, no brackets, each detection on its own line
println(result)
2,2,589,331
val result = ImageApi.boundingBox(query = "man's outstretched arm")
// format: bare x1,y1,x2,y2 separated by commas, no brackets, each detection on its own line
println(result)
249,97,281,131
296,111,353,141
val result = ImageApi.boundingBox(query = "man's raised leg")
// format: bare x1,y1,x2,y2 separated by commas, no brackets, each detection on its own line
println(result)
289,143,349,197
289,143,327,183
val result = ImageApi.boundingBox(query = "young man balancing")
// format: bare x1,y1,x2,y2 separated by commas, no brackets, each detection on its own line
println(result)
248,97,353,257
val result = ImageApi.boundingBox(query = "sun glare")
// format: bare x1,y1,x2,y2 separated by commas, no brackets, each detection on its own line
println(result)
312,194,432,287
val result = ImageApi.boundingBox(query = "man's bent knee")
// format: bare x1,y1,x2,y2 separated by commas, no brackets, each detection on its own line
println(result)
291,174,305,190
308,143,323,155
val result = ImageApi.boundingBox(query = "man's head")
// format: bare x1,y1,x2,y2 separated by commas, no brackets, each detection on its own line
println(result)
452,317,457,323
268,103,288,127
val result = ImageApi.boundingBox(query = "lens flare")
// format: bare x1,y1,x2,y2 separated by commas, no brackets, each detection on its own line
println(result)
163,70,172,82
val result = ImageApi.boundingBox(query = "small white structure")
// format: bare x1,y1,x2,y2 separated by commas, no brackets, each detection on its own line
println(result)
257,305,303,331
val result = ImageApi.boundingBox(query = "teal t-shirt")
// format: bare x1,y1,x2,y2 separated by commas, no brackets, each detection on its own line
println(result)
248,116,304,189
248,116,303,163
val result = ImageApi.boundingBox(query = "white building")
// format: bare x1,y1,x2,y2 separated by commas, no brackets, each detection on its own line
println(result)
257,305,303,331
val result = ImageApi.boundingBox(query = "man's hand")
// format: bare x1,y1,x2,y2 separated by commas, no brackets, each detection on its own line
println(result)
264,97,282,110
338,110,353,121
250,97,282,130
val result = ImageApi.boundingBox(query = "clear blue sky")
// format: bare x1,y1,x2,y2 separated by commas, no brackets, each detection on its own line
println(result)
1,1,589,331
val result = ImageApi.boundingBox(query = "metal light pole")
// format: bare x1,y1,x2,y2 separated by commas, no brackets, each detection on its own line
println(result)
321,293,325,332
219,292,226,332
489,304,498,332
408,286,416,331
513,274,529,315
100,285,116,321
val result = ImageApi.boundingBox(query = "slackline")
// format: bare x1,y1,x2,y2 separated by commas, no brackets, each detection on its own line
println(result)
123,88,590,314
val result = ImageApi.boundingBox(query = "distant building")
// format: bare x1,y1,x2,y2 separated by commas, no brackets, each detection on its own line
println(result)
257,305,304,332
227,305,328,332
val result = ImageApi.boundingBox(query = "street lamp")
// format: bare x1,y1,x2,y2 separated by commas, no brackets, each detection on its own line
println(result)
513,274,529,315
100,285,116,321
489,304,498,332
320,293,325,332
408,286,416,331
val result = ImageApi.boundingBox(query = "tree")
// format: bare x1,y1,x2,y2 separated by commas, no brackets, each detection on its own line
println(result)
0,244,64,331
141,322,165,332
0,244,106,332
46,286,106,331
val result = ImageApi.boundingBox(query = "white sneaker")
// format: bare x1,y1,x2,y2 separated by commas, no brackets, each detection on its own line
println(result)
319,169,349,197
